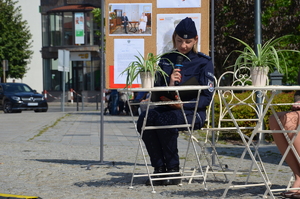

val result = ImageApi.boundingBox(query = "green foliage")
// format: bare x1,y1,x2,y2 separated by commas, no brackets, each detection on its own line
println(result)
212,91,294,141
91,8,105,52
215,0,300,84
0,0,33,79
225,35,300,75
91,8,102,37
120,52,169,87
120,51,189,87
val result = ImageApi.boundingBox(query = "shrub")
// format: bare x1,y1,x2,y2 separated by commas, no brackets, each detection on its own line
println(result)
210,90,295,141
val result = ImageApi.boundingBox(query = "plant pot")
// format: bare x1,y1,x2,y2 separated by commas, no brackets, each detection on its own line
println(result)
140,72,154,88
250,67,269,86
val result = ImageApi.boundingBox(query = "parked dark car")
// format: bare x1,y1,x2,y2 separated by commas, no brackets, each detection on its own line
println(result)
0,83,48,113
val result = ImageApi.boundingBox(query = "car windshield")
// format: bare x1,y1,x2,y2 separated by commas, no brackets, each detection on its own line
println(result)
4,84,33,92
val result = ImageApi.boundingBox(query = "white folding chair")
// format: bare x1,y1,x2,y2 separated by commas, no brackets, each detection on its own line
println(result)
124,86,210,193
202,67,270,183
181,76,229,184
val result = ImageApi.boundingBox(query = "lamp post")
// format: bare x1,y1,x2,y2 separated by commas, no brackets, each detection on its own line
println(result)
86,1,107,170
210,0,216,165
99,0,105,163
254,0,267,144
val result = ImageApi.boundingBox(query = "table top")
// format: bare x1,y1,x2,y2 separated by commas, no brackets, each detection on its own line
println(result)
118,85,210,92
215,85,300,91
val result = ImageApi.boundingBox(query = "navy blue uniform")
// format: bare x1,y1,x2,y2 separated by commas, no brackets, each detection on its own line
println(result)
137,50,214,169
121,16,128,34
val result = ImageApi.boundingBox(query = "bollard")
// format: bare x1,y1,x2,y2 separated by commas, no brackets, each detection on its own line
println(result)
70,88,74,104
257,69,283,144
77,94,79,111
269,68,283,87
96,94,99,110
81,94,84,111
60,93,64,112
44,90,47,100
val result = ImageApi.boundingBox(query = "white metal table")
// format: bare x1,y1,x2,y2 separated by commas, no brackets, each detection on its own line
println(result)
215,85,300,198
119,85,210,193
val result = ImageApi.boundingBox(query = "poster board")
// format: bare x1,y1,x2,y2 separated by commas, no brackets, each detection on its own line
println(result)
105,0,209,89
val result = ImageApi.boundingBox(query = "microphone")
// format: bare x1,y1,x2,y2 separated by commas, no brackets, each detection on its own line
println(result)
174,55,183,86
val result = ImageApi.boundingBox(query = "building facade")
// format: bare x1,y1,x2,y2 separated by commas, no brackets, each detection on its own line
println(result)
40,0,102,102
14,0,43,93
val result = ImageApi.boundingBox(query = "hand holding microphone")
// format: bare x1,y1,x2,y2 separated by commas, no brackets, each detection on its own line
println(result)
174,55,183,86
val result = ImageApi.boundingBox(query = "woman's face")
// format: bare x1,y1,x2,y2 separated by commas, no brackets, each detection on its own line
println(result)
174,34,198,54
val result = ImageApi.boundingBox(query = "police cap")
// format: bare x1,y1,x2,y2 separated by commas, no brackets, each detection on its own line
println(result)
175,17,197,39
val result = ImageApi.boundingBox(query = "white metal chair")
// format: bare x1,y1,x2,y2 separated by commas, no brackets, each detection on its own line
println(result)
180,76,229,183
202,67,270,183
124,86,210,193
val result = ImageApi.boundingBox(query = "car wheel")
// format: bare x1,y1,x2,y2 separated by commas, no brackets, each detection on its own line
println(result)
34,109,40,112
42,109,48,112
3,101,12,113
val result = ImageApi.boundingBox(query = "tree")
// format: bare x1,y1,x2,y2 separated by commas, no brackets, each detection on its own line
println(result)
214,0,300,84
0,0,33,80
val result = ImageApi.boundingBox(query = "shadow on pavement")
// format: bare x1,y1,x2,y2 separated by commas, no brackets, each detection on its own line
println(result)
29,159,145,167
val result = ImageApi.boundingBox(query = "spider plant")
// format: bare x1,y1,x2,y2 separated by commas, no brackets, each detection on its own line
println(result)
120,51,188,87
224,35,300,74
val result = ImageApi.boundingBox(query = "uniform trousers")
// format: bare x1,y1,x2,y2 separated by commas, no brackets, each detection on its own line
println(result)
137,106,204,169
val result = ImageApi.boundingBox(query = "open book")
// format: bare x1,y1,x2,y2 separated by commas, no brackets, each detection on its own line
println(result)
150,76,200,102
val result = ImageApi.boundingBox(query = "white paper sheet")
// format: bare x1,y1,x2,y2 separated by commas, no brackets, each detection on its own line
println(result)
114,39,144,84
157,0,201,8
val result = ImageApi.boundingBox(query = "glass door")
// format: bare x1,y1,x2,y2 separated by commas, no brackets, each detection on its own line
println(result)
71,61,84,91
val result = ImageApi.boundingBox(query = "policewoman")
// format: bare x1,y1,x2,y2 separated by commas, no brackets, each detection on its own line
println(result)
137,17,214,186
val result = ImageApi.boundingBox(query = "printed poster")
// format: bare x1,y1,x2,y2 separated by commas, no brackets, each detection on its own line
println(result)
157,0,201,8
75,12,85,44
108,3,152,36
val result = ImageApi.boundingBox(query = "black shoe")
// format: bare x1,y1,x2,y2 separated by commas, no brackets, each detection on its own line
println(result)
145,166,166,186
164,166,181,185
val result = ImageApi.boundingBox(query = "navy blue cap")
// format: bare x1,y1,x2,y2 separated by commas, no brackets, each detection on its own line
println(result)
175,17,197,39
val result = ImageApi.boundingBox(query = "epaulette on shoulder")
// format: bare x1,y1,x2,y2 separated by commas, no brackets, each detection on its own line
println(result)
197,52,211,60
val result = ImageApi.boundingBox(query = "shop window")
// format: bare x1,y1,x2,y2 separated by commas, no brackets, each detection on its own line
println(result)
43,11,100,47
63,12,73,45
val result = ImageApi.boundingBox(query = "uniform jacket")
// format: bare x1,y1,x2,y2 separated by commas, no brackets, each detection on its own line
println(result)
155,50,214,112
121,16,128,25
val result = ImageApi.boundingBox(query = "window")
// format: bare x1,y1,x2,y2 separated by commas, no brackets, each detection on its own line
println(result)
50,13,63,46
42,11,100,47
63,12,73,45
42,15,49,46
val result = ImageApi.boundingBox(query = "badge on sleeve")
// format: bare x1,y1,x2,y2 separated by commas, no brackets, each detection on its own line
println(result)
208,79,214,92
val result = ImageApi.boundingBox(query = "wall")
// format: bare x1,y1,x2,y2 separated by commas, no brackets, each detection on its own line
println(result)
12,0,43,93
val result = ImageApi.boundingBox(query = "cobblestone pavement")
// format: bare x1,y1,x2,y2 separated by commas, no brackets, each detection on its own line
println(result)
0,107,292,199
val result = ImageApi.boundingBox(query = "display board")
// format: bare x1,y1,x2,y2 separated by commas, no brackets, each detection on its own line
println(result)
105,0,209,89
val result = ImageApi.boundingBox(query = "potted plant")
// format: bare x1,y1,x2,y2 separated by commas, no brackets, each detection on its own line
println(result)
224,35,300,86
120,51,188,88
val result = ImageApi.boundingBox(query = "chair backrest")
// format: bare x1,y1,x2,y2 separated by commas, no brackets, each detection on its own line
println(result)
204,76,217,126
201,76,217,142
216,67,266,134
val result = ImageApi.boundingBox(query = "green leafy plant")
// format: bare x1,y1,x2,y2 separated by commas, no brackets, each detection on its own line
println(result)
224,35,300,74
109,12,116,19
120,51,188,87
